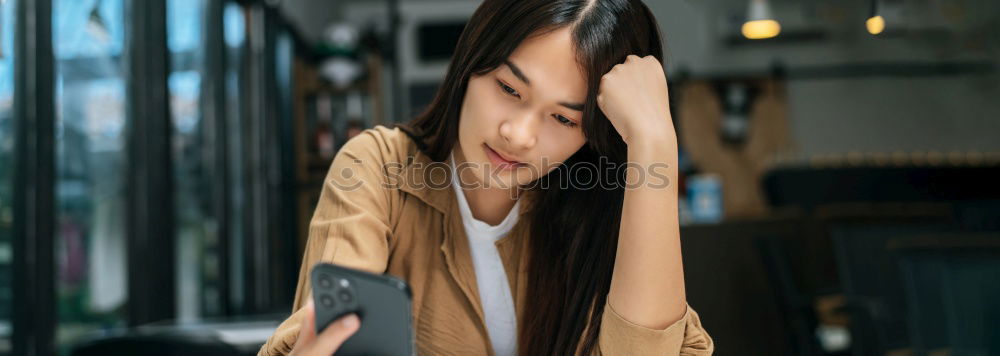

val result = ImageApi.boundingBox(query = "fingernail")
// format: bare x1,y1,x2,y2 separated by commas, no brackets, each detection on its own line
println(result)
341,314,359,329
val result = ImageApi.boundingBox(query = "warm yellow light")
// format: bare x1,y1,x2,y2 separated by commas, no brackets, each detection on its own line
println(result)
866,15,885,35
742,20,781,39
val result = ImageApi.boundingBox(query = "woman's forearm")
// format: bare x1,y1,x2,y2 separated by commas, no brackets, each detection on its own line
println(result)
607,131,687,330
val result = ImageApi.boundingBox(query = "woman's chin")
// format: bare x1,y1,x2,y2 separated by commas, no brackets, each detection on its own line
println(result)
477,171,522,190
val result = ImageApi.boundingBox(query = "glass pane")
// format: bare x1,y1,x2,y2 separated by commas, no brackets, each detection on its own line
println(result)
168,0,221,321
0,0,17,354
223,1,245,313
53,0,128,352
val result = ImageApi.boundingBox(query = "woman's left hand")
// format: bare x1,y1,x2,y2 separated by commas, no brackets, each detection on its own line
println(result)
597,55,675,146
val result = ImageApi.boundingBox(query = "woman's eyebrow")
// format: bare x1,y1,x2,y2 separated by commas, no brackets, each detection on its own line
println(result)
561,102,584,112
503,59,532,85
503,59,585,112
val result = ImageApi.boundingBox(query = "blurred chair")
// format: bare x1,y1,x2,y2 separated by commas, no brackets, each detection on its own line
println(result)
72,332,242,356
820,204,954,356
756,234,827,356
71,319,281,356
680,218,812,355
759,162,1000,356
890,233,1000,356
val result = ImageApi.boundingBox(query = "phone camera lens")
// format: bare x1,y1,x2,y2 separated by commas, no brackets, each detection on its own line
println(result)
318,275,332,289
320,294,336,308
337,289,353,304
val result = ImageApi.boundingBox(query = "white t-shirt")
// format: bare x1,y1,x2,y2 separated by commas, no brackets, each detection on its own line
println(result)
449,150,520,356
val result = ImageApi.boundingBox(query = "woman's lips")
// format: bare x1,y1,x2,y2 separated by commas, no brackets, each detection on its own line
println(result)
484,143,525,170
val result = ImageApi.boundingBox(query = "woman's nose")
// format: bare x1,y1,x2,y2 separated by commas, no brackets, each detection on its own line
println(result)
500,111,538,150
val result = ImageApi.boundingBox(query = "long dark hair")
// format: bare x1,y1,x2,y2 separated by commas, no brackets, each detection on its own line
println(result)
393,0,665,354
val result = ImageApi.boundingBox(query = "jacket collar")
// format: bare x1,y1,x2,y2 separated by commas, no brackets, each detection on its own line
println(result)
395,148,454,214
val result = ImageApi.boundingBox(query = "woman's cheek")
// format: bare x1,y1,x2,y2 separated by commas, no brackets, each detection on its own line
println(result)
492,96,517,115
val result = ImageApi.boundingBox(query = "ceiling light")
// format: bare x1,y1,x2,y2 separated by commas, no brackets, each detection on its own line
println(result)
866,0,885,35
742,0,781,40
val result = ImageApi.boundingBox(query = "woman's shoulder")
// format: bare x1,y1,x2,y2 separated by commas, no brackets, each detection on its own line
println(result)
339,124,423,168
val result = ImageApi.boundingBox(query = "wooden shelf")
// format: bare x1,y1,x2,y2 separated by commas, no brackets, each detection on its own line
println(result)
292,52,385,249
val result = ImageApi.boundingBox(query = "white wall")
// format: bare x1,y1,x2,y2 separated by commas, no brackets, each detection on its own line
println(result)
787,74,1000,155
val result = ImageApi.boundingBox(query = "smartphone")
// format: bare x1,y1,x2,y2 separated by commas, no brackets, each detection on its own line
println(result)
310,263,414,356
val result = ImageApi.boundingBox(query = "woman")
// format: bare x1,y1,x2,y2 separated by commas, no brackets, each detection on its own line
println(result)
261,0,713,355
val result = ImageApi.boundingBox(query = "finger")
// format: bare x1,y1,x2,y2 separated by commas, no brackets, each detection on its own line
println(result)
313,313,361,353
295,300,318,347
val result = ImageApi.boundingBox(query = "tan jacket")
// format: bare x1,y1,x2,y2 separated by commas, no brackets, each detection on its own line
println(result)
259,125,714,355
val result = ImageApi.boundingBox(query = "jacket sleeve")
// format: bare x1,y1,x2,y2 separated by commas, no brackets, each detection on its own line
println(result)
259,130,395,356
597,302,715,355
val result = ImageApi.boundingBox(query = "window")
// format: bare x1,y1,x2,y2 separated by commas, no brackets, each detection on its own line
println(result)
0,0,18,354
168,0,222,321
222,1,246,312
52,0,128,351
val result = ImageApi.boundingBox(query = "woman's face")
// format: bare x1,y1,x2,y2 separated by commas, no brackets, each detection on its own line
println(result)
455,27,588,190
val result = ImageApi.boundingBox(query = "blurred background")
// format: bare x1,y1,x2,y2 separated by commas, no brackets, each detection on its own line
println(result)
1,0,999,355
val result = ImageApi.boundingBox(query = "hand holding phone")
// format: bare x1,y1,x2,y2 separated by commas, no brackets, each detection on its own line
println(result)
308,263,415,356
289,299,361,356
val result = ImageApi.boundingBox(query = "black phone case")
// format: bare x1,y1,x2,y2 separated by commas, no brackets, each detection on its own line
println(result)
310,263,414,356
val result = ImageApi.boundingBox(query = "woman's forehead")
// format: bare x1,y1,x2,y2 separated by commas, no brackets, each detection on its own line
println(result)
504,28,587,99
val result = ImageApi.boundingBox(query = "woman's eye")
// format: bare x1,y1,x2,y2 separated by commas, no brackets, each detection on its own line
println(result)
553,114,577,128
497,80,520,98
